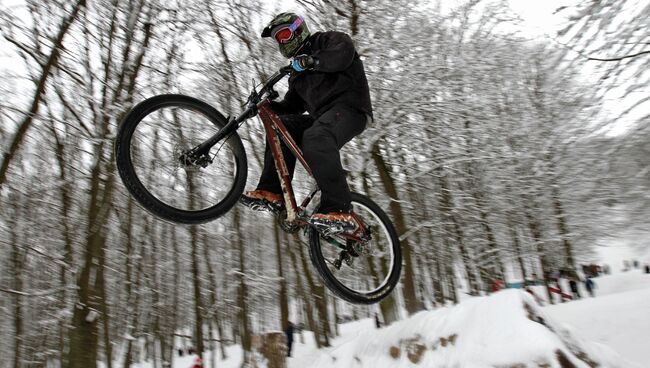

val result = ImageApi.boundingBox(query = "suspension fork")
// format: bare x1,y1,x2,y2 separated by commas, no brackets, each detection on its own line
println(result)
180,104,255,164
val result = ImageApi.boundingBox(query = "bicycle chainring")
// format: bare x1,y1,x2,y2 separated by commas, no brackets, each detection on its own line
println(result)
277,209,301,234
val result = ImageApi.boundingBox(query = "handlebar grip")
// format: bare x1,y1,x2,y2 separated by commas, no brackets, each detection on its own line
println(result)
280,64,293,74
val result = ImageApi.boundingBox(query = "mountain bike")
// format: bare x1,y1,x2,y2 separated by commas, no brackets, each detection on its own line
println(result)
114,64,401,304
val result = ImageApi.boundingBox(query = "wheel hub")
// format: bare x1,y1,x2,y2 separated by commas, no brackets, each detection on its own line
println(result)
176,147,212,169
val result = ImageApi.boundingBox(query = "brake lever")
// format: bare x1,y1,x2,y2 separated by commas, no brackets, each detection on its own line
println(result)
267,87,279,101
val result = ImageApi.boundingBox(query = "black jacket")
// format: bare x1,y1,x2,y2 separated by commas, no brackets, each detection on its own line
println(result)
272,31,373,118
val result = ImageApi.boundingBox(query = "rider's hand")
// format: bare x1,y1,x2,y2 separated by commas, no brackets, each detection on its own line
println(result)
291,55,315,72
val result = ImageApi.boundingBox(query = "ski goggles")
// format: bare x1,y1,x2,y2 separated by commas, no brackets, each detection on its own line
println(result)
272,16,304,44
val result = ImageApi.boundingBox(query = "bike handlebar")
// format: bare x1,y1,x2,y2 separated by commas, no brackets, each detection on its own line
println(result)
186,65,293,159
238,64,293,120
259,64,293,98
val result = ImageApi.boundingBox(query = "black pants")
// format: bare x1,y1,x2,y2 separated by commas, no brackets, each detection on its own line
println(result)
256,104,367,213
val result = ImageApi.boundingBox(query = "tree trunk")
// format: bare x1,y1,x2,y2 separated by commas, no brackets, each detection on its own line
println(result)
99,249,113,368
524,206,552,303
445,255,459,304
10,213,24,368
371,142,419,314
287,243,321,348
297,241,331,347
189,225,205,357
360,171,400,324
551,184,576,274
274,226,290,331
67,230,106,368
202,231,227,361
67,139,115,368
509,220,528,283
49,119,75,366
433,256,444,304
234,209,252,367
437,171,478,295
170,227,181,368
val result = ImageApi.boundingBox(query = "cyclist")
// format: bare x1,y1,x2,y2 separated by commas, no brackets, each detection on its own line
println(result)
240,12,373,231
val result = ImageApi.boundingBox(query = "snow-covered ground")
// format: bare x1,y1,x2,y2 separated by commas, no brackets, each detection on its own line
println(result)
135,240,649,368
541,241,650,367
294,290,634,367
544,271,650,367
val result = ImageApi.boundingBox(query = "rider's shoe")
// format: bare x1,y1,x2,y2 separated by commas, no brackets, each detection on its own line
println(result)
240,189,284,213
310,212,358,236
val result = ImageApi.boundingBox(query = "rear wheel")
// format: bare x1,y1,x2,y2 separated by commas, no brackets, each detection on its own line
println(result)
115,94,247,224
308,192,402,304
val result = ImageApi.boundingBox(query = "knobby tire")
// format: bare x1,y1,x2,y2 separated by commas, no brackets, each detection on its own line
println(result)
114,94,247,224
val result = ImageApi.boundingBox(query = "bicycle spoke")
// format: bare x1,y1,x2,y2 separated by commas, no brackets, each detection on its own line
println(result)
315,199,396,295
128,106,238,212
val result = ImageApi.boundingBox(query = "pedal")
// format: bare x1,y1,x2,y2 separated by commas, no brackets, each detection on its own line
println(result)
240,196,283,213
333,250,353,270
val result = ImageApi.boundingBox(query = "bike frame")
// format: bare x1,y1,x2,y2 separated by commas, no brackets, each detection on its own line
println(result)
255,99,369,244
256,100,369,245
257,99,317,223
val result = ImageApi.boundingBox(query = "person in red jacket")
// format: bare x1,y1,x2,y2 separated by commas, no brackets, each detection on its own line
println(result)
491,278,503,293
191,357,203,368
240,12,373,233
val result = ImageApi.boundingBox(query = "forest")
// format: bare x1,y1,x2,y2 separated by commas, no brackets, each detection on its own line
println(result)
0,0,648,367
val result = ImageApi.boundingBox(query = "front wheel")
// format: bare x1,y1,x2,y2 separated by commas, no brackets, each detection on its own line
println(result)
308,192,402,304
115,94,248,224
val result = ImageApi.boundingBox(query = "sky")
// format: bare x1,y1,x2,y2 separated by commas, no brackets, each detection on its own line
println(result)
507,0,576,33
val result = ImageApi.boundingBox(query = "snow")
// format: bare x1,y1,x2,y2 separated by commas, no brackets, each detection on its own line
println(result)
132,240,649,368
545,278,650,367
291,290,636,368
541,238,650,368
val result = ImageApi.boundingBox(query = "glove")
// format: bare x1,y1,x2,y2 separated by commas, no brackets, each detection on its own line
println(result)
291,55,315,72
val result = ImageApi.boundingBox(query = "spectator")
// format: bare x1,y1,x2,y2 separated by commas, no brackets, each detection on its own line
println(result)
549,270,560,284
375,313,382,329
555,273,567,302
491,278,504,293
569,277,581,300
191,357,203,368
643,264,649,274
284,321,295,357
585,276,596,297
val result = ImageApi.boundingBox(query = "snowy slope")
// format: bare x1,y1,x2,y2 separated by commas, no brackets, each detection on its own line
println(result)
133,239,649,368
542,238,650,368
137,281,647,368
545,276,650,367
298,290,634,368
